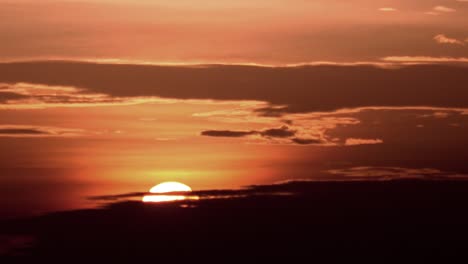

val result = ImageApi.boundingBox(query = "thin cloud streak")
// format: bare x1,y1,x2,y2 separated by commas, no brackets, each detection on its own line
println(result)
379,7,397,12
327,167,468,180
382,56,468,63
0,125,84,137
345,138,384,146
434,34,465,45
433,6,456,12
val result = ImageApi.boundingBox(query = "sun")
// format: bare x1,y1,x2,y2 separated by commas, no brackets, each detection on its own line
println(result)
142,181,193,203
149,181,192,193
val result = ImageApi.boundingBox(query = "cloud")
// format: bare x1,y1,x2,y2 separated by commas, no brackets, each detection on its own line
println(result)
378,8,397,12
0,125,84,137
89,170,468,202
1,61,468,116
291,138,323,145
200,130,256,137
260,126,296,138
0,128,49,135
327,166,468,180
434,34,465,45
345,138,383,146
0,91,29,103
201,126,305,144
433,6,456,12
0,82,165,109
382,56,468,63
199,107,468,147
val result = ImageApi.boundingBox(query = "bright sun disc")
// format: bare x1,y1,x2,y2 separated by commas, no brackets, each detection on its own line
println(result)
142,181,194,203
149,182,192,193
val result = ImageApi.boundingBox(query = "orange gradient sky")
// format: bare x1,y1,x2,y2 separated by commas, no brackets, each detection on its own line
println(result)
1,0,468,63
1,0,468,216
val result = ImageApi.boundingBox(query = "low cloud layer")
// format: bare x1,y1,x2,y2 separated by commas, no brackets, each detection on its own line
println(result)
0,82,156,109
89,168,468,202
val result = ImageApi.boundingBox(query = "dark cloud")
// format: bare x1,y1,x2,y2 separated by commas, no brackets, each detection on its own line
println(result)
0,92,28,103
201,126,297,142
200,130,256,137
291,138,323,145
1,61,468,114
260,126,296,138
0,128,49,135
0,126,80,137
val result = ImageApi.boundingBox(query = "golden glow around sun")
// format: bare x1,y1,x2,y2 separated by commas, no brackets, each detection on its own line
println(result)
142,181,196,203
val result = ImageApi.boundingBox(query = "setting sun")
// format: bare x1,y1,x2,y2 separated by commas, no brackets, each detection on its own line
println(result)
143,181,193,203
149,182,192,193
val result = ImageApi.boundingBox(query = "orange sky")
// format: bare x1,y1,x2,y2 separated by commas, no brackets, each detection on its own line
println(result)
1,0,468,63
1,0,468,216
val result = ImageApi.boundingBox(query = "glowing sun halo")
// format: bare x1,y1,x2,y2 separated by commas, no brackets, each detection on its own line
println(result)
142,181,194,203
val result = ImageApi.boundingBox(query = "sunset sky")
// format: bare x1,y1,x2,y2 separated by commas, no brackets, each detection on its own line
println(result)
1,0,468,216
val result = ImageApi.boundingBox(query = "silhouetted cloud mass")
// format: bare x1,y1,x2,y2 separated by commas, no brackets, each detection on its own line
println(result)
1,62,468,115
5,179,468,261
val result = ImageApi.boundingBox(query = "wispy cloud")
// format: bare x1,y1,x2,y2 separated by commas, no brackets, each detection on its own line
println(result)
434,34,465,45
200,114,363,146
327,167,468,180
378,7,397,12
382,56,468,63
433,6,456,12
344,138,383,146
0,82,244,110
426,5,457,15
0,125,84,137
